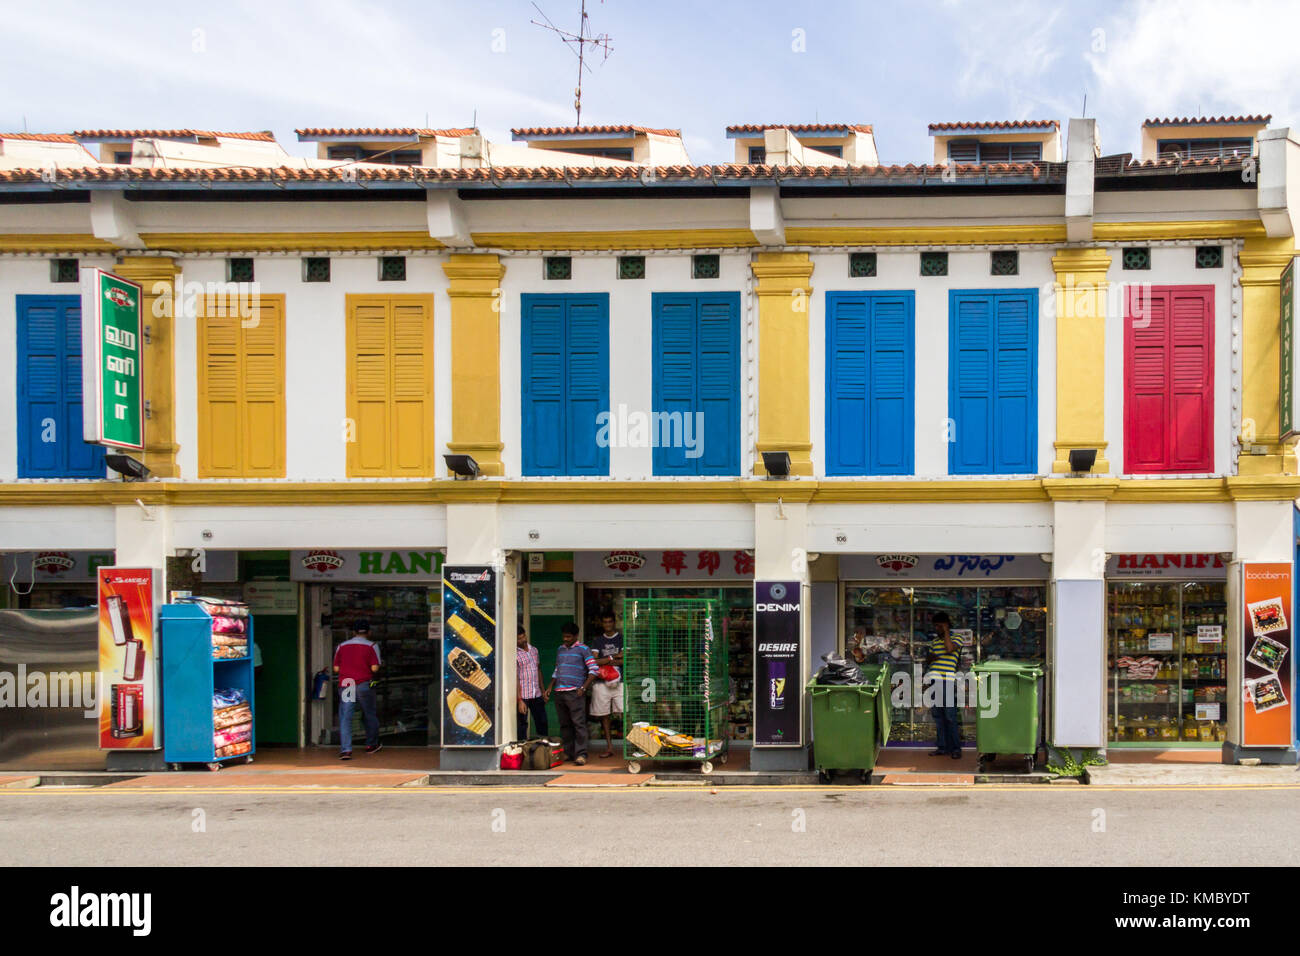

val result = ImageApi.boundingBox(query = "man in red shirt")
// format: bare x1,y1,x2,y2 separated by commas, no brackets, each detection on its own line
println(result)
333,620,382,759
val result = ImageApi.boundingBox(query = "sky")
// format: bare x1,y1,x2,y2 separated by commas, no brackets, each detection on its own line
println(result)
1,0,1297,164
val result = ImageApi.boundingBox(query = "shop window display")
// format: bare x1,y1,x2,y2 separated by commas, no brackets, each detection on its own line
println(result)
844,585,1047,745
1107,581,1227,745
584,586,753,741
325,585,441,745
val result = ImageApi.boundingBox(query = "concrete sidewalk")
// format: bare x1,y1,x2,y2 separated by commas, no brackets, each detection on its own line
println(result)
8,746,1297,790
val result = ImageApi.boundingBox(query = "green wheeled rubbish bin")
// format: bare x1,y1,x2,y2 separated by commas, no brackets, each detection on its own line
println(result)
972,660,1044,774
807,664,891,784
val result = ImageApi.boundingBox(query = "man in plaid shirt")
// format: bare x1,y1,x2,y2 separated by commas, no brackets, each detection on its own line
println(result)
516,626,548,739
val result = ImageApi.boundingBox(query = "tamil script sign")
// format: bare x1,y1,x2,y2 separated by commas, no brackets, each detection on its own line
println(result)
81,268,144,450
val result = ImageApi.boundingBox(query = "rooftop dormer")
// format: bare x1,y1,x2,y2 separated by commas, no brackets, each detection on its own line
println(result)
1139,114,1270,163
929,120,1061,164
726,124,877,165
508,125,690,165
74,129,277,165
295,128,477,167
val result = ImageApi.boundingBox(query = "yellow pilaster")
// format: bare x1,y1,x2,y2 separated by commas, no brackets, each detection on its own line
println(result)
751,251,814,476
113,256,180,478
1050,248,1111,473
442,253,506,476
1238,237,1298,476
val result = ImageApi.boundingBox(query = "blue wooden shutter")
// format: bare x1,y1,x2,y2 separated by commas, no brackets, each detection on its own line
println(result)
948,290,1037,475
17,295,105,478
564,295,610,476
868,294,914,474
826,294,868,475
949,292,995,473
652,293,739,476
827,292,914,475
992,292,1036,472
652,294,697,475
695,294,740,475
521,295,566,476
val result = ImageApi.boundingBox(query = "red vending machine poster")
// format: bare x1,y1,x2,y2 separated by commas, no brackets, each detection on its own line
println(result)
1241,562,1294,747
98,568,157,749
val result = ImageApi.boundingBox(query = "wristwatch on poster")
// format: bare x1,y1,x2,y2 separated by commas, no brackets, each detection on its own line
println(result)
448,647,491,690
446,689,492,736
447,613,493,657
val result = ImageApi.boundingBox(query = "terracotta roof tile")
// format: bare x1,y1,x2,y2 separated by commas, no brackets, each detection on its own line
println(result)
510,125,681,138
1142,114,1271,127
73,129,276,142
928,120,1059,132
0,161,1068,186
0,132,79,143
294,127,476,139
725,124,874,135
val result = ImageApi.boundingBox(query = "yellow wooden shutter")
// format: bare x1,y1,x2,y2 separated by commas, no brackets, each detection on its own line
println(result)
346,295,433,476
390,300,433,474
197,295,286,478
241,298,285,476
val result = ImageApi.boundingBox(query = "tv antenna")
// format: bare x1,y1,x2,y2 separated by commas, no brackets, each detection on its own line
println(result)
531,0,613,126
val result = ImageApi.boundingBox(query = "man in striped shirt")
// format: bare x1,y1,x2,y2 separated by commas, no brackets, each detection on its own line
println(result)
925,612,963,759
516,626,548,740
543,622,598,765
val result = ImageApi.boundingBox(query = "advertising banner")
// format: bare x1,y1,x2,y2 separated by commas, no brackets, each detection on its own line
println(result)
81,268,144,450
441,566,498,747
754,581,802,747
1241,562,1294,747
97,568,158,750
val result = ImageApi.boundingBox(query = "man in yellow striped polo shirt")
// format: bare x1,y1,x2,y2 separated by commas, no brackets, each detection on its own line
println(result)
925,612,963,758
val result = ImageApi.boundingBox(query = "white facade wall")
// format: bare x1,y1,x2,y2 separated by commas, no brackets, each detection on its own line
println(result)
498,250,754,478
1101,244,1236,476
808,248,1059,477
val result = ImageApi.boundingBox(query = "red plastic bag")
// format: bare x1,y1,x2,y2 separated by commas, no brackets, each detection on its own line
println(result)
500,746,523,770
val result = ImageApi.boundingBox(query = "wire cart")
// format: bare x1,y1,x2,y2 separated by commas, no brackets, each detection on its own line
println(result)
622,596,730,774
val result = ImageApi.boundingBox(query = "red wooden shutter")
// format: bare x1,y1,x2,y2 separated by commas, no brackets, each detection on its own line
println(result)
1124,285,1213,473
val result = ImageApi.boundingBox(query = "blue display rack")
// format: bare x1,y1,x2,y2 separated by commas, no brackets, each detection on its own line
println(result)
161,602,256,768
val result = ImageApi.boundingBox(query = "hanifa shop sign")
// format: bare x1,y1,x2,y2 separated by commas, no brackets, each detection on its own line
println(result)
290,549,446,582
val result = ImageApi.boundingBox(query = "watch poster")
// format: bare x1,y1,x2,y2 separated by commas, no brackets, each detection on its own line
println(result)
1241,562,1294,747
754,581,802,747
441,566,498,747
97,567,159,750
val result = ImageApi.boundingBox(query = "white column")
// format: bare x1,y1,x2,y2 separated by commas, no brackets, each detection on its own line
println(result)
113,502,172,585
1050,501,1107,747
753,500,812,770
444,502,514,768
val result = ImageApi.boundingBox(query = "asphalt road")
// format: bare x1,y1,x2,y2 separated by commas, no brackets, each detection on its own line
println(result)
4,783,1299,867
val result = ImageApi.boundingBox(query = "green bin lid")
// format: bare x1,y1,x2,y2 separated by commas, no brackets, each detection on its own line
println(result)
972,659,1043,677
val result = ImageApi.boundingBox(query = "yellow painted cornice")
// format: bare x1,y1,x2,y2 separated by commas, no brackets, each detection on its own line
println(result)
1224,475,1300,500
1093,219,1266,242
442,252,505,286
139,232,446,252
1042,478,1120,500
1050,247,1112,276
0,233,116,253
786,224,1069,246
4,475,1297,508
470,229,759,251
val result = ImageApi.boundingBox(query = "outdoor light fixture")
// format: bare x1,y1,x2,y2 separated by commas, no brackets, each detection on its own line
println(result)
1067,448,1097,474
444,454,480,479
105,454,151,481
761,451,792,478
